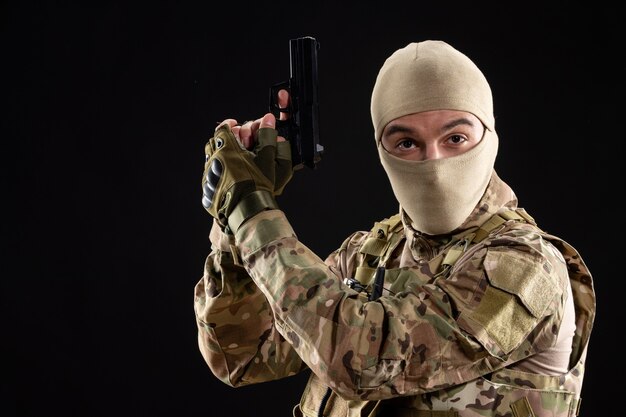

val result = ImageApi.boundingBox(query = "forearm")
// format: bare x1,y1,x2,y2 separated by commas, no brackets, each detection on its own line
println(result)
194,221,306,386
233,210,426,399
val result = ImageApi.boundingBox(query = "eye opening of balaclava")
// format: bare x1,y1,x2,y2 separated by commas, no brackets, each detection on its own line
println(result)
371,40,499,235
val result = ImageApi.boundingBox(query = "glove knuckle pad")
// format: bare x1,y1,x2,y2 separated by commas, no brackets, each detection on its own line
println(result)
209,160,223,185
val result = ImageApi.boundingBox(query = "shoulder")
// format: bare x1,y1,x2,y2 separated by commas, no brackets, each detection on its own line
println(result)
482,225,569,316
484,222,569,279
453,222,569,292
448,223,570,357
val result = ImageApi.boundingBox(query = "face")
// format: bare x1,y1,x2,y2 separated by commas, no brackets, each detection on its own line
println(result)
380,110,485,161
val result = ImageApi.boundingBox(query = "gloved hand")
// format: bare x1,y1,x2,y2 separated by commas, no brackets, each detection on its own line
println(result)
253,126,293,196
202,116,292,233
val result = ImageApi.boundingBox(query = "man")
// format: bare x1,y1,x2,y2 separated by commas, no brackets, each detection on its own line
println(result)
194,40,595,417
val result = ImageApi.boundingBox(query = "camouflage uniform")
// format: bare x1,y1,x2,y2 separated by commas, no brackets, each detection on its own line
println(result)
194,172,595,417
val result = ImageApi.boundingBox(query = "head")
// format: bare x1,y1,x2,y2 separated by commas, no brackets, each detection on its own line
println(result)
371,40,498,235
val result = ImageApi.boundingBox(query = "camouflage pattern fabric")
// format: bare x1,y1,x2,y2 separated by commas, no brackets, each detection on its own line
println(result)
194,171,595,417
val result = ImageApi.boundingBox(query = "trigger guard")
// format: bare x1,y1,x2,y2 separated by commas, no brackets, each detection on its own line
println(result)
275,121,289,139
269,82,292,117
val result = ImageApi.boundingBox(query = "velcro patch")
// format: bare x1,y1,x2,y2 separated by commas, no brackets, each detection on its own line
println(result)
471,285,535,354
483,247,557,318
468,247,559,354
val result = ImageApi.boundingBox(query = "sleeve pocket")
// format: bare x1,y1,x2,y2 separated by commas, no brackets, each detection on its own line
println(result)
463,247,559,355
483,246,558,318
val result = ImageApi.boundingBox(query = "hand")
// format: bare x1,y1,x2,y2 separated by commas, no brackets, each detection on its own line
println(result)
201,91,292,232
201,122,275,232
226,90,293,195
220,123,292,196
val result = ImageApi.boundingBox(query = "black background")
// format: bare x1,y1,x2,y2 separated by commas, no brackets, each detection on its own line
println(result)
3,2,621,416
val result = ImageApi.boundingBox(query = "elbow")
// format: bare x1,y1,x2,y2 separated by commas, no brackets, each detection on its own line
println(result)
196,322,249,388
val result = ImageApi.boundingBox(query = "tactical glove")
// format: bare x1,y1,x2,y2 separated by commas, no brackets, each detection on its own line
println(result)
202,124,291,233
252,127,293,195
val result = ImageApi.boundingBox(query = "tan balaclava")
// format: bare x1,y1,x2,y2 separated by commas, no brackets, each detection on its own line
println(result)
371,40,498,235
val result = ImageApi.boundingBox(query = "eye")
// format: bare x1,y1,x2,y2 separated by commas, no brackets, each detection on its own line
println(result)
447,134,467,145
398,139,417,149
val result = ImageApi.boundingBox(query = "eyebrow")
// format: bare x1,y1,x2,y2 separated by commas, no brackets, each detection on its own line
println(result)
441,117,476,132
383,117,477,137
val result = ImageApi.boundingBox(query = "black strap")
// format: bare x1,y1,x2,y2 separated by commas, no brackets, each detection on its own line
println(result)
369,266,385,301
317,387,332,417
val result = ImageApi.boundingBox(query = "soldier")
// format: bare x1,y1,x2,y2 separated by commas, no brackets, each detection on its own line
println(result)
194,40,595,416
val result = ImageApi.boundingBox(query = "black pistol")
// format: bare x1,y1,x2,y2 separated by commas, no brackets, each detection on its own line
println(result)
269,36,323,170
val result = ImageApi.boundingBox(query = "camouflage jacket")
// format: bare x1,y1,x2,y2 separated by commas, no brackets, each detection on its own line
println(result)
194,172,596,417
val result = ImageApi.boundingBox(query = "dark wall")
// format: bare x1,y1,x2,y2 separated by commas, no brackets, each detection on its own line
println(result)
4,2,619,416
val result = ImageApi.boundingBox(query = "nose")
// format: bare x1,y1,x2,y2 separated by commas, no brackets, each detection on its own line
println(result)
422,144,443,161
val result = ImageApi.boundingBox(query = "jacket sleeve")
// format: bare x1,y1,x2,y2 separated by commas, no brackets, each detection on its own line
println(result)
194,220,308,387
233,210,570,400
